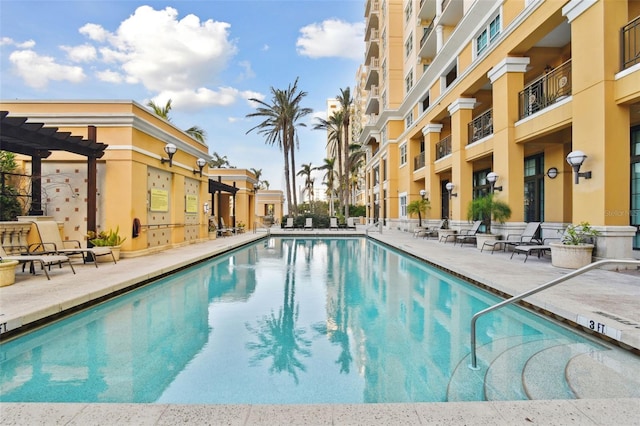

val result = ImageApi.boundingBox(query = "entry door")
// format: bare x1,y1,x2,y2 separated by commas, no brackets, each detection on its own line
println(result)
441,180,450,220
524,155,544,222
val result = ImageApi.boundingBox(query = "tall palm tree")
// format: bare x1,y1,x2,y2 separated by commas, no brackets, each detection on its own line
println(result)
313,110,344,209
185,125,206,143
336,87,353,217
296,163,315,205
246,78,312,216
250,168,263,189
316,158,337,216
210,152,230,168
348,142,366,204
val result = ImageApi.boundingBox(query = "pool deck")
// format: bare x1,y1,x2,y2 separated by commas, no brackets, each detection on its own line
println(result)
1,226,639,425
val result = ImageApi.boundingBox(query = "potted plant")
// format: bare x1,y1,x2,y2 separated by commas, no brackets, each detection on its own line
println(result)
550,221,599,269
236,221,246,233
467,192,512,249
0,259,19,287
87,226,126,261
407,198,431,235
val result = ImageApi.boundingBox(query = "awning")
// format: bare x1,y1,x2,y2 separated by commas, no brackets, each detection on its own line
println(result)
0,111,108,158
209,179,238,194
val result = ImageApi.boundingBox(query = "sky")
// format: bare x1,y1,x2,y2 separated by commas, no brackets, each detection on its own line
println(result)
0,0,365,192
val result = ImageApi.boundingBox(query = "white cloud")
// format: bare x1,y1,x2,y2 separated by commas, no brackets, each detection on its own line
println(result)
8,50,85,88
82,5,237,93
151,86,261,110
296,19,364,60
61,44,97,62
1,37,36,49
96,69,123,83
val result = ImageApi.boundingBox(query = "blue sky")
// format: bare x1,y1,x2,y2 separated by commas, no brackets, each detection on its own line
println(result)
0,0,364,190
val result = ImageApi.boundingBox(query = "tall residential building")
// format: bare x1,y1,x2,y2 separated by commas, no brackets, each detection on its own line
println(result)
358,0,640,260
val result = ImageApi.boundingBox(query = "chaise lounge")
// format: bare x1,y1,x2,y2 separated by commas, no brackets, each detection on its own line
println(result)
0,246,75,280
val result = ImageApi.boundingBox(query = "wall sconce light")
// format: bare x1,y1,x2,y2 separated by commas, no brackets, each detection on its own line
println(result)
252,182,260,193
445,182,457,198
566,150,592,184
486,172,503,192
546,167,558,179
161,143,177,167
419,189,429,201
193,158,207,177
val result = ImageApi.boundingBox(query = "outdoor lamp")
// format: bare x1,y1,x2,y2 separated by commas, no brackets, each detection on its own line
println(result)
193,158,207,177
566,150,591,184
446,182,457,198
161,143,177,167
486,172,503,192
419,189,428,200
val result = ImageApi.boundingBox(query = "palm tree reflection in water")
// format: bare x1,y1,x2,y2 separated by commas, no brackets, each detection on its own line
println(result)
245,240,312,384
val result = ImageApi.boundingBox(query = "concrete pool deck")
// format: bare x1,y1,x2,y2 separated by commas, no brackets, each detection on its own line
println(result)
1,226,639,425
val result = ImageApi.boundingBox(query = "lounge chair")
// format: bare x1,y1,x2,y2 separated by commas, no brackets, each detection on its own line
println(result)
481,222,541,253
0,246,75,280
510,238,558,262
29,221,115,267
329,217,339,230
454,221,482,247
283,217,295,230
219,217,235,236
422,219,447,239
304,218,313,230
346,217,357,230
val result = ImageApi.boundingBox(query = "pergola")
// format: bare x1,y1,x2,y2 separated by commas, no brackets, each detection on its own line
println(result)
208,178,238,229
0,110,108,233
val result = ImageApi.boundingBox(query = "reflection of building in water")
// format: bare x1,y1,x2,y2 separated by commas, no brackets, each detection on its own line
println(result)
1,266,212,402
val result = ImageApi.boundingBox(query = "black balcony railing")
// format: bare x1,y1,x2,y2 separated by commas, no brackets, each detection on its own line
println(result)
622,15,640,70
519,60,572,119
468,109,493,144
420,20,435,48
436,136,451,160
414,151,425,171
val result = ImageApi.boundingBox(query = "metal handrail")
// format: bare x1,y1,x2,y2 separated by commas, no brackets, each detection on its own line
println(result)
469,259,640,369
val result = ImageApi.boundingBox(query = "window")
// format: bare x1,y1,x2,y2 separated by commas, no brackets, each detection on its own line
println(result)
475,14,501,57
373,165,380,186
405,32,413,58
400,194,407,217
405,70,414,93
404,1,412,22
422,94,430,112
472,169,491,199
445,65,457,88
405,111,413,129
400,144,407,166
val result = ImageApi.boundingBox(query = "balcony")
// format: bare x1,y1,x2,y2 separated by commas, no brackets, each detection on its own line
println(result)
436,135,451,160
365,57,379,89
420,20,435,48
365,86,380,115
414,151,425,171
519,60,572,119
467,109,492,144
622,15,640,70
365,29,379,64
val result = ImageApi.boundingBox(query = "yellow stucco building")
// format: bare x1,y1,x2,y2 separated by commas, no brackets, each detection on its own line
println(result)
0,100,263,256
359,0,640,260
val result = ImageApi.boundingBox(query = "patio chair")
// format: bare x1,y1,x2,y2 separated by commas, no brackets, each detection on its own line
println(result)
329,217,339,230
0,246,75,280
304,218,313,230
29,221,115,267
481,222,541,253
454,221,482,247
510,238,558,262
422,219,447,239
346,217,357,230
283,217,295,230
219,217,235,236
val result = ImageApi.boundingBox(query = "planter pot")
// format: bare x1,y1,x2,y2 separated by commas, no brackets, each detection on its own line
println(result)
0,260,18,287
550,242,594,269
96,245,121,263
475,234,499,250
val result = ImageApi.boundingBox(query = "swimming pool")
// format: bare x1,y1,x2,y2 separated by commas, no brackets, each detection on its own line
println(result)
0,237,610,403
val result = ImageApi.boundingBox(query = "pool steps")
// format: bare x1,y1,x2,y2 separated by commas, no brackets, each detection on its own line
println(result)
445,336,638,401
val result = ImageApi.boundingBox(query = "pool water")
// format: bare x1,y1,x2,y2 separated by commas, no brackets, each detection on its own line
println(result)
0,237,604,403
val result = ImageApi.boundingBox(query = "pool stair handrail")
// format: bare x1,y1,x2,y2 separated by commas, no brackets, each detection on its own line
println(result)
469,259,640,370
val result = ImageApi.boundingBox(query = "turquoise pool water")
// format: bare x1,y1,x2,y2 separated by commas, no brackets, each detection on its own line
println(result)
0,237,603,403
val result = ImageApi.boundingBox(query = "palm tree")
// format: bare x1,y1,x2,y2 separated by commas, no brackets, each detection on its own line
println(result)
313,110,344,209
147,99,208,143
348,142,366,205
407,198,431,227
296,163,315,206
246,78,312,216
209,152,230,168
147,99,172,121
250,168,263,188
316,158,337,216
467,192,512,234
336,87,353,217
